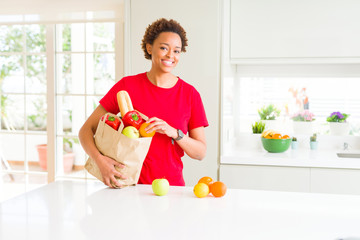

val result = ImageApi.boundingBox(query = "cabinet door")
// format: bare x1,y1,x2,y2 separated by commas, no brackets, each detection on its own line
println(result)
311,168,360,195
230,0,360,62
220,165,310,192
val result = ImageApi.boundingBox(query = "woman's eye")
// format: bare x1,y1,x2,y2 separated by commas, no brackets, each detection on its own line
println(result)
174,50,180,54
160,47,167,50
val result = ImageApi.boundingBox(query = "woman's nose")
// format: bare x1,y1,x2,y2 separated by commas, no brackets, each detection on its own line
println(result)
166,50,173,58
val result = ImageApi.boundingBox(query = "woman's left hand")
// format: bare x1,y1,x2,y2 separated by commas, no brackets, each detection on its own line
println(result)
145,117,206,160
145,117,177,139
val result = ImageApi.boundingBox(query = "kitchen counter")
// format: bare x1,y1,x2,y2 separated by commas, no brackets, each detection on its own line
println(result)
1,180,360,240
221,149,360,169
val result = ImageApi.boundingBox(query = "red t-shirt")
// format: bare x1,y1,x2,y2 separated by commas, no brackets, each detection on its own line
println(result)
99,73,209,186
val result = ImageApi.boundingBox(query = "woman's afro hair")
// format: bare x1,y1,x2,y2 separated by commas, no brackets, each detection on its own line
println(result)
141,18,188,60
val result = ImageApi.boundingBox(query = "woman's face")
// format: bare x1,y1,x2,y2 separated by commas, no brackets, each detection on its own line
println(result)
146,32,182,74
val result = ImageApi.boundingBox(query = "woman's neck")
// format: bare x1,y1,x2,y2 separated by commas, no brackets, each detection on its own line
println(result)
146,71,178,88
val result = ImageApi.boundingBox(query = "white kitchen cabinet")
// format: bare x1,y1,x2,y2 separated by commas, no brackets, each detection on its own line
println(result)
311,168,360,195
230,0,360,63
220,164,360,195
220,164,310,192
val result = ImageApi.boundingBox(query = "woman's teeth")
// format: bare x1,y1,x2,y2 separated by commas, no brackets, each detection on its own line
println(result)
162,60,173,66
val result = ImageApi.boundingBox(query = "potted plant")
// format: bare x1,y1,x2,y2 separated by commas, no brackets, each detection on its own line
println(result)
291,110,315,135
258,104,280,120
310,133,318,150
291,137,298,150
258,104,281,130
251,121,266,150
37,137,78,173
252,121,265,134
326,111,350,136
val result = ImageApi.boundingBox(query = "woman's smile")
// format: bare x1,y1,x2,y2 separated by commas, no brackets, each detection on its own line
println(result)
162,59,174,66
146,32,182,73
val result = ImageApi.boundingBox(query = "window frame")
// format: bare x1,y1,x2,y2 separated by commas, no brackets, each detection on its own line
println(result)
0,19,123,183
220,63,360,158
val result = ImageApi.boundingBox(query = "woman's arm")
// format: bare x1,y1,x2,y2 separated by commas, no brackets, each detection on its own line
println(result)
176,126,206,160
145,117,206,160
78,105,126,188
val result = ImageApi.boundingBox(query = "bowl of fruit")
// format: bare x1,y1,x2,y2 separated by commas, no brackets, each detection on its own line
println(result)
261,130,291,153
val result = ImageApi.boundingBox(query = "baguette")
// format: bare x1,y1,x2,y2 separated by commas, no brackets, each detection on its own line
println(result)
117,90,134,118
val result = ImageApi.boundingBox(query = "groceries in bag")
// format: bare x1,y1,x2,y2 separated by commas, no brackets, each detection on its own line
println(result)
85,90,153,188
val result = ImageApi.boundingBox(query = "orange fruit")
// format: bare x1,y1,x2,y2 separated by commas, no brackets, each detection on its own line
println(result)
272,133,282,139
282,135,290,139
193,183,210,198
209,181,227,197
139,122,155,137
198,176,213,187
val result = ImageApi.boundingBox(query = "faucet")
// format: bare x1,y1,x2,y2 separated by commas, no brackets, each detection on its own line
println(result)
343,142,349,151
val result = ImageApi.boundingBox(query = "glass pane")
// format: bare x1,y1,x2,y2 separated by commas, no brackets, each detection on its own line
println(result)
27,135,47,173
0,133,25,171
1,173,26,202
1,94,24,131
26,55,46,93
1,55,24,93
65,136,85,177
26,95,47,131
0,25,23,52
56,96,85,135
55,136,76,176
86,22,115,52
225,76,360,136
26,134,47,172
0,174,47,202
86,96,102,118
56,53,85,94
56,23,84,52
86,53,115,94
26,174,47,191
71,136,85,166
25,24,46,52
55,136,86,178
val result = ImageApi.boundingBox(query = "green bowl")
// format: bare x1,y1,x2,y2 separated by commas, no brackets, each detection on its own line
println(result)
261,137,291,153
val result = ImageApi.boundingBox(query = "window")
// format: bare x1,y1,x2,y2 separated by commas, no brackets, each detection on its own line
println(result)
55,22,118,179
0,3,124,201
225,76,360,133
221,65,360,155
0,24,48,200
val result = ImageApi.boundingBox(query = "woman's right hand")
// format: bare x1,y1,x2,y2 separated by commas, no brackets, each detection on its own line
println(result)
95,154,127,188
78,105,127,188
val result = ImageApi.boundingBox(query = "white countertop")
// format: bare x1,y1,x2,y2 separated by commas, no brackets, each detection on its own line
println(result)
1,180,360,240
221,149,360,169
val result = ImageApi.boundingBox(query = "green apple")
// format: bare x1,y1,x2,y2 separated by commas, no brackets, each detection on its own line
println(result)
152,178,170,196
122,126,140,139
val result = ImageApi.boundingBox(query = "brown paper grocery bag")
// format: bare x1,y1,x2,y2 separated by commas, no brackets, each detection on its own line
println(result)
85,112,152,188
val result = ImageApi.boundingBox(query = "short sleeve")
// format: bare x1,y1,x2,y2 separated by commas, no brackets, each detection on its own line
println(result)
188,89,209,130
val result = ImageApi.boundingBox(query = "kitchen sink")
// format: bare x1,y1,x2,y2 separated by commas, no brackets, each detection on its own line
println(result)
337,152,360,158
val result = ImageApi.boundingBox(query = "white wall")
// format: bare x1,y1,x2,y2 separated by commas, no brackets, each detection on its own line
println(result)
128,0,221,185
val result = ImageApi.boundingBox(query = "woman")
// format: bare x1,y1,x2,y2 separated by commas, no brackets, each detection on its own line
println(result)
79,18,208,188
